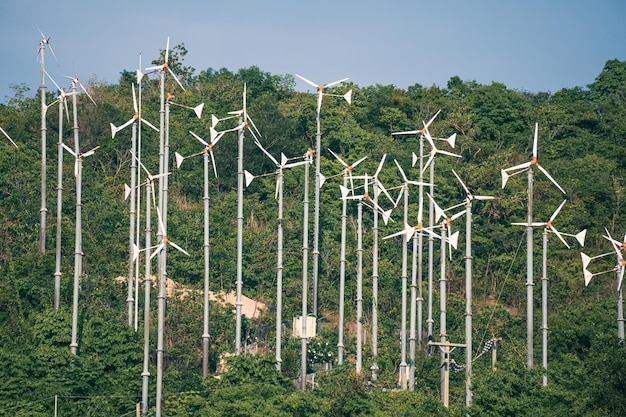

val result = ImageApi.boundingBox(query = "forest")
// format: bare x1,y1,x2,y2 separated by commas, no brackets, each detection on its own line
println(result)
0,42,625,416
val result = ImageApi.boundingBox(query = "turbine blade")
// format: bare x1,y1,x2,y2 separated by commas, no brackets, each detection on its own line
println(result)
150,243,165,260
210,150,218,178
426,193,445,222
324,77,349,89
167,66,186,91
328,148,349,168
169,240,190,257
452,169,470,196
295,74,319,88
352,155,368,168
392,129,421,136
436,149,462,158
114,118,134,136
536,164,566,194
254,139,279,166
549,199,567,223
533,122,538,158
62,143,77,158
424,110,441,129
421,153,435,176
550,225,571,249
393,159,408,182
132,83,138,113
374,154,387,177
504,161,532,173
140,118,159,132
0,127,18,148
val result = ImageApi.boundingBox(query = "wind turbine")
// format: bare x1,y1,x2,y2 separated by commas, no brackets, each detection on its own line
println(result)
295,73,351,318
501,122,566,369
584,228,626,340
110,82,159,326
37,28,57,254
144,37,188,417
45,71,75,310
384,158,434,389
450,169,494,407
326,149,367,365
245,140,308,371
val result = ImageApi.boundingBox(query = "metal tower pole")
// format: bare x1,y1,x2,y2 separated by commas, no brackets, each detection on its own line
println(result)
439,222,448,401
427,160,436,342
69,85,81,355
526,168,534,368
301,156,310,390
127,123,138,326
356,198,363,374
399,181,409,390
464,200,473,407
275,168,284,371
202,148,211,377
235,117,244,355
141,181,153,417
39,42,47,254
541,228,548,386
618,273,625,340
371,179,380,380
337,174,347,365
312,111,321,318
53,98,64,309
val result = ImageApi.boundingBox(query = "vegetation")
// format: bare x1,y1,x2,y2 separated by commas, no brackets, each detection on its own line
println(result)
1,47,625,415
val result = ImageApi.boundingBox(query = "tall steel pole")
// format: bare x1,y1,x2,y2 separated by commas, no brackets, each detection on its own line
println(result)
53,98,64,309
127,123,138,326
371,179,380,380
235,116,245,355
141,181,153,417
526,168,534,368
541,228,548,386
39,42,48,254
337,174,348,365
202,147,211,377
399,181,409,389
427,160,436,342
300,154,311,390
312,108,321,319
464,199,473,407
69,84,81,355
439,223,448,402
275,168,284,371
356,198,363,374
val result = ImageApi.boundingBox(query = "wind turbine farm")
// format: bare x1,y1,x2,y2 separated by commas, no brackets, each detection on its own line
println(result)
1,26,626,417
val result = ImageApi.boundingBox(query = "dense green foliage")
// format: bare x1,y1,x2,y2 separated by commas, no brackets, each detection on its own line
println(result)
1,50,626,415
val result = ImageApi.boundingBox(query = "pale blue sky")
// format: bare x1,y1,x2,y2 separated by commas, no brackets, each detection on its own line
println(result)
1,0,624,102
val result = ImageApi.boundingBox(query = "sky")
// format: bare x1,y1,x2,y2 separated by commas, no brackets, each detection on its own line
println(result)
1,0,624,103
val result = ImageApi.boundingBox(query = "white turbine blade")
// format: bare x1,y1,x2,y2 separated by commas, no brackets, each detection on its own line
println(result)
393,159,409,183
436,149,462,159
377,181,395,206
113,118,134,138
426,193,445,222
150,243,165,260
424,109,442,129
62,143,77,158
575,229,587,247
82,146,100,158
421,153,435,176
210,127,219,143
451,169,470,196
536,164,566,195
503,161,533,173
475,195,495,201
175,152,184,169
450,210,466,222
533,122,539,158
167,66,186,91
210,151,218,178
165,37,170,64
583,267,594,286
244,170,255,187
393,129,421,136
374,154,387,177
550,225,571,249
383,223,414,240
136,69,144,84
131,83,138,113
190,130,209,147
344,90,353,105
604,227,621,248
140,118,159,132
124,184,132,200
380,208,393,225
549,200,568,223
352,155,368,169
393,187,404,209
328,148,349,168
295,74,319,88
254,139,279,166
285,159,309,170
581,252,592,270
193,103,204,119
0,127,17,148
169,240,190,257
324,77,349,89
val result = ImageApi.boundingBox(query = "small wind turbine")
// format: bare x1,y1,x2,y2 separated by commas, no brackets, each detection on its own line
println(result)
295,73,351,318
450,169,495,407
501,122,565,369
583,228,626,340
45,71,75,310
246,140,308,371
